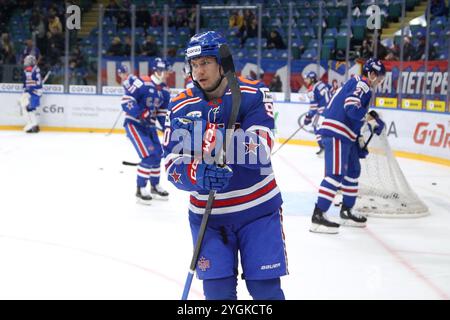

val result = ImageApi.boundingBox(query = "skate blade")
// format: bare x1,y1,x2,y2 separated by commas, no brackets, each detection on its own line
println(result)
309,223,339,234
150,193,169,201
136,197,152,205
340,219,366,228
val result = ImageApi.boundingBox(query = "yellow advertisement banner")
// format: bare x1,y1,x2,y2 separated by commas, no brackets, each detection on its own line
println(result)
401,99,422,110
426,100,446,112
375,97,397,108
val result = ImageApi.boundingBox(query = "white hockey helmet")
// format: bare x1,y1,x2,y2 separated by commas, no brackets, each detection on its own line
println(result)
24,55,37,67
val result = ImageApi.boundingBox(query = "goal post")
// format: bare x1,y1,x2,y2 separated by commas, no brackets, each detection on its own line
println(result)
354,127,429,218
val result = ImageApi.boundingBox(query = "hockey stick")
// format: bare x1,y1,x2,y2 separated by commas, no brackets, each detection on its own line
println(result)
362,125,375,150
122,161,139,166
42,70,51,84
181,44,241,300
106,110,123,136
271,123,305,156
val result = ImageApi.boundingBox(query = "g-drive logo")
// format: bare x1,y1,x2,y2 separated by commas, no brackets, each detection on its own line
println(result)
186,45,202,58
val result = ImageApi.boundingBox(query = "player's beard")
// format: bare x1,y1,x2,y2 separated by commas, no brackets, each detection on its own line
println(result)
203,74,224,93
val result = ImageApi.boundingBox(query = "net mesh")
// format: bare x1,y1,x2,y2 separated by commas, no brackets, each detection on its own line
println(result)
355,128,429,218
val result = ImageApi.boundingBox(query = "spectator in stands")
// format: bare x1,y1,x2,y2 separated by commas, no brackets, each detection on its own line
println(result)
430,0,448,18
0,32,16,64
105,0,120,20
30,10,46,53
240,17,258,47
47,38,62,66
140,35,160,57
123,35,141,55
68,59,88,85
188,7,197,36
136,5,151,30
266,30,286,50
412,34,437,60
117,9,131,29
359,38,373,59
47,9,63,38
400,36,413,61
150,10,162,27
374,37,388,60
174,8,189,29
229,10,244,30
21,39,41,64
269,74,283,92
107,37,125,56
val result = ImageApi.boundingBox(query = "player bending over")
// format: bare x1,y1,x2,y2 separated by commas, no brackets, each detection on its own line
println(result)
310,58,386,234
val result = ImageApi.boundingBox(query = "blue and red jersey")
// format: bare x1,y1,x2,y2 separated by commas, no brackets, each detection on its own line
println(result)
163,77,283,219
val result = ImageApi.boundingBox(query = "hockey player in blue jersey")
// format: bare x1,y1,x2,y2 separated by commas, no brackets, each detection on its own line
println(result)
20,55,42,133
302,71,332,156
163,31,288,300
310,58,386,234
118,59,170,204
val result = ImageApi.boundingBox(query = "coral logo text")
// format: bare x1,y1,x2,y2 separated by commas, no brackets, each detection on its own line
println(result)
413,122,450,148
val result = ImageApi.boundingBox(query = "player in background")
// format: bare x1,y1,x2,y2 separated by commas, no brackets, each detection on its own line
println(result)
20,55,42,133
302,71,331,156
183,62,194,89
163,31,287,300
310,58,386,234
118,59,170,204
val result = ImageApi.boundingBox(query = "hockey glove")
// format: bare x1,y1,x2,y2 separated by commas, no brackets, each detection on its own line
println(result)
357,145,369,159
140,109,154,126
368,110,385,136
357,136,369,159
193,163,233,191
303,113,313,126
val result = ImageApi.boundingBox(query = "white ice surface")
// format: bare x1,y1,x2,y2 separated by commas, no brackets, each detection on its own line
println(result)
0,131,449,300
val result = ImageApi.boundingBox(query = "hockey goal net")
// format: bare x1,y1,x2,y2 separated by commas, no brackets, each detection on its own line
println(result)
354,126,429,218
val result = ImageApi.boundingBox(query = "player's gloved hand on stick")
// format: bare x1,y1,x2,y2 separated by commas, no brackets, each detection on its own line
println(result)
303,113,313,126
357,145,369,159
368,110,385,136
196,164,233,191
357,136,369,159
140,109,153,126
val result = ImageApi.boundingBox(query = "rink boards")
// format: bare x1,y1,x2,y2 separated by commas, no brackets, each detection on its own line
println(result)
0,90,448,165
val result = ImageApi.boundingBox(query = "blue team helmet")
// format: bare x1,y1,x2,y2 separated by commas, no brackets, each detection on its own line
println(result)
362,58,386,76
117,64,129,74
305,71,318,82
152,57,170,72
185,31,227,64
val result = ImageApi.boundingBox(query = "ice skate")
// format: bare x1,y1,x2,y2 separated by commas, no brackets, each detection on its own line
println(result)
340,205,367,227
136,186,152,205
310,205,340,234
151,184,169,200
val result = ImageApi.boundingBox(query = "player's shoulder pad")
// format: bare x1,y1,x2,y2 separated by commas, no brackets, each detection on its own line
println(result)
238,76,271,100
170,88,195,103
140,75,152,85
